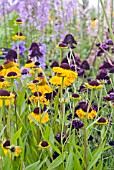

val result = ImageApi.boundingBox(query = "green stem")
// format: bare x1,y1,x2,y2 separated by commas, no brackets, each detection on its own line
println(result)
100,0,114,42
84,89,93,170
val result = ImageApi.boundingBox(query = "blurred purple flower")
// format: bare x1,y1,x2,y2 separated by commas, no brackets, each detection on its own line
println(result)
11,41,26,56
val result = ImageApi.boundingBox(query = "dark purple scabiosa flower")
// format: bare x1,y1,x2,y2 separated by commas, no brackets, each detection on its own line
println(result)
52,151,60,160
99,43,110,51
29,42,43,59
29,42,39,50
78,85,87,92
95,49,103,57
109,67,114,73
60,63,71,70
109,141,114,146
55,133,66,144
106,39,113,45
62,34,77,49
5,49,17,61
99,61,113,69
103,92,114,102
88,135,94,141
96,43,101,47
96,69,110,84
68,119,84,130
50,61,59,68
61,57,68,64
77,68,85,77
80,60,90,70
45,91,57,101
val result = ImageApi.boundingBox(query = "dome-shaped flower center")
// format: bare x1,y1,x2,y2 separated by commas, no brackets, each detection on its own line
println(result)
0,90,10,96
89,80,99,86
41,141,49,147
97,117,106,123
7,72,17,77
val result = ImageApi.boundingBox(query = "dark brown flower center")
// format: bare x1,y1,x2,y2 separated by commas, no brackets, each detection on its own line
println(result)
0,90,10,96
89,80,99,86
41,141,49,147
72,94,79,98
26,60,32,64
33,92,42,97
16,19,22,23
3,140,10,148
97,117,106,123
7,72,17,77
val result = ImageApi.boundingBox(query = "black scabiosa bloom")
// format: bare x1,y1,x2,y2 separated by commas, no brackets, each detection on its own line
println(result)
55,133,66,144
62,34,77,49
80,60,90,70
99,61,113,69
109,141,114,146
5,50,17,62
29,42,43,59
68,119,84,130
50,61,59,68
106,39,113,45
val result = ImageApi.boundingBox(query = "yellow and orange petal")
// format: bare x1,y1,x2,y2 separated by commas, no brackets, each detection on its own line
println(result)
24,62,35,68
28,112,49,123
14,147,22,157
0,81,10,88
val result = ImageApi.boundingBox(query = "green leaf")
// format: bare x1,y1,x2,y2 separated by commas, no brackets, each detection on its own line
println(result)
37,157,47,170
73,153,83,170
11,127,22,144
88,143,105,170
66,148,74,170
25,160,40,170
47,153,66,170
0,125,7,137
95,160,103,170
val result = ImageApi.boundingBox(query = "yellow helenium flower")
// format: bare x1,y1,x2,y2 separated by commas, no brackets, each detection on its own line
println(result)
29,94,49,105
0,90,15,107
38,141,50,148
14,147,22,157
27,79,52,94
0,61,21,77
0,81,10,89
24,60,35,68
96,117,108,125
52,66,78,78
0,51,2,55
49,76,76,87
5,71,21,79
76,109,97,119
91,19,96,27
28,107,49,123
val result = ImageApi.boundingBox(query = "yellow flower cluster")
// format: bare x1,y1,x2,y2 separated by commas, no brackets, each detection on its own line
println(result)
76,108,97,119
28,112,49,123
50,66,78,87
